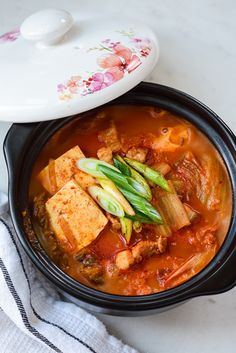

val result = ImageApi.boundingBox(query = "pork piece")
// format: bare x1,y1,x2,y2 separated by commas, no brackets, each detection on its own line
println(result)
157,236,168,253
132,238,167,260
75,248,104,284
126,147,149,163
46,180,108,253
115,238,167,270
38,146,95,195
106,213,121,231
97,146,113,164
115,249,134,270
143,126,190,153
98,121,121,152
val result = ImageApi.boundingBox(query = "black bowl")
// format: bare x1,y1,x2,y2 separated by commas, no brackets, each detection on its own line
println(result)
4,83,236,316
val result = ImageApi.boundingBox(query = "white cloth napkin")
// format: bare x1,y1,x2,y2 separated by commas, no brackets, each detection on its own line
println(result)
0,191,138,353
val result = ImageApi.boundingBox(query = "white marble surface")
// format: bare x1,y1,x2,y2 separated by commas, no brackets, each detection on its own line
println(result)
0,1,236,352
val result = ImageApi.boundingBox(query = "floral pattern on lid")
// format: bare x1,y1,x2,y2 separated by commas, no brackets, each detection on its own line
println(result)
0,14,159,123
0,29,20,43
57,31,152,101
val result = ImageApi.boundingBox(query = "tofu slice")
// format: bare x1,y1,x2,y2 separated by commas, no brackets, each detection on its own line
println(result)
38,146,95,195
46,180,108,253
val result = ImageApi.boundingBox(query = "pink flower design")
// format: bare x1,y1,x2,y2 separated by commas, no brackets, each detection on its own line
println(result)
97,44,141,81
131,37,151,46
88,72,114,92
57,83,67,93
131,37,151,56
108,41,121,49
131,38,143,43
66,75,82,94
140,47,151,57
0,29,20,43
57,34,151,100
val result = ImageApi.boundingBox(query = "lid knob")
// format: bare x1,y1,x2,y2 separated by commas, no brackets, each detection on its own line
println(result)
20,9,73,47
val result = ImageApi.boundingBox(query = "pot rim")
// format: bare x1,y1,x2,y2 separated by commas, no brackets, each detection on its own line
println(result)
4,82,236,312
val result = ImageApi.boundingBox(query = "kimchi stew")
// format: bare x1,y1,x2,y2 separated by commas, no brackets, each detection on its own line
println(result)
28,105,232,295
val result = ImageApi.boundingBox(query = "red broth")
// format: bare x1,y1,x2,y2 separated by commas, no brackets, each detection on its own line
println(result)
28,105,232,295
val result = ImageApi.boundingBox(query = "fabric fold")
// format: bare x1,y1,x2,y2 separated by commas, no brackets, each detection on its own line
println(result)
0,192,138,353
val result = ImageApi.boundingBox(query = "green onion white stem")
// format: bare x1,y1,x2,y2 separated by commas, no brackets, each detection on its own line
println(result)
98,178,135,216
77,158,120,178
88,185,124,218
120,217,133,243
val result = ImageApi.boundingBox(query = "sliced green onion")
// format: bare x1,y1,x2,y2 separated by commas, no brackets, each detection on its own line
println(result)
124,158,171,192
113,156,131,176
98,178,135,216
126,176,151,200
77,158,120,178
97,165,140,196
128,169,152,201
118,186,163,224
98,165,151,200
120,217,133,243
88,185,124,217
114,155,152,201
126,212,155,224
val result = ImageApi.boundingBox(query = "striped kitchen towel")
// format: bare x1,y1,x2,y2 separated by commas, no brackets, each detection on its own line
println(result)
0,191,138,353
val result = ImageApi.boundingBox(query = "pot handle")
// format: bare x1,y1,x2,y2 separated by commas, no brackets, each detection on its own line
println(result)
4,123,38,176
193,247,236,296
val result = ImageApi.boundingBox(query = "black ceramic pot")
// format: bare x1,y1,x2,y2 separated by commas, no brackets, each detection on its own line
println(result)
4,83,236,316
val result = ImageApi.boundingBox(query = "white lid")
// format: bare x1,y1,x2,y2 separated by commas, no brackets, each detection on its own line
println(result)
0,9,159,122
